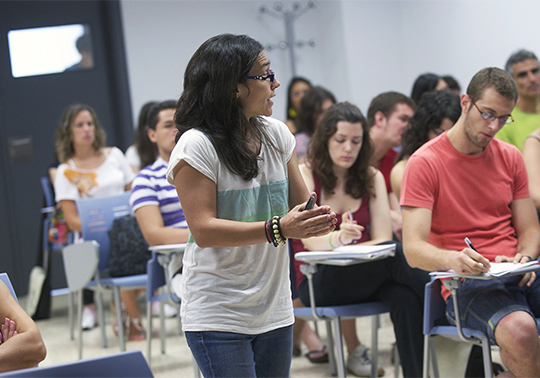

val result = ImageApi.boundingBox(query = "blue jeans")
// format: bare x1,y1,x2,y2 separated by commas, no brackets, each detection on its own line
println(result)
446,275,540,344
185,325,293,378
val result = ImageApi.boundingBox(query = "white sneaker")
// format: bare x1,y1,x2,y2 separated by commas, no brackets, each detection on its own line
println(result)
346,344,385,377
151,301,178,318
81,306,97,330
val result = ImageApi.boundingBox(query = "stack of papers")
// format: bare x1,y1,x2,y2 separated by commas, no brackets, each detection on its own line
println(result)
430,261,540,280
295,244,396,265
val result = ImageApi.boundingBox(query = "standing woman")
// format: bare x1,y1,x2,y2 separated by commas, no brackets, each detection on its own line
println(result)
53,104,145,340
166,34,336,378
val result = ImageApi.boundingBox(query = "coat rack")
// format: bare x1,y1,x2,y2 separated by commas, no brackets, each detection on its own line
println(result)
259,1,317,77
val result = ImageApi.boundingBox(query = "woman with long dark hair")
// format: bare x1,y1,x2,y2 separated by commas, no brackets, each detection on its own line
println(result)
166,34,336,377
291,102,428,377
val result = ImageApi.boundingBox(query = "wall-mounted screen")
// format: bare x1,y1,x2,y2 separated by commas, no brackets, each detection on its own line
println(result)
7,24,93,78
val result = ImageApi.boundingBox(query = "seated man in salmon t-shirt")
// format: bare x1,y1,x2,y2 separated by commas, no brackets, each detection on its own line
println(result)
401,67,540,377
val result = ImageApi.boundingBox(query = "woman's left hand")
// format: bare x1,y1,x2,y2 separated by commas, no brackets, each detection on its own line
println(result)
280,200,337,239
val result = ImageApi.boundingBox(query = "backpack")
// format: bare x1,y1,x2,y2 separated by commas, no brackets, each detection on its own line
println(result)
107,215,150,277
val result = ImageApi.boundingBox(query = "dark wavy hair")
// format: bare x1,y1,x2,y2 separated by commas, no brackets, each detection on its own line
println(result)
286,77,312,121
308,102,375,199
296,86,336,137
175,34,276,181
398,90,461,161
55,104,106,163
134,101,157,169
410,73,441,104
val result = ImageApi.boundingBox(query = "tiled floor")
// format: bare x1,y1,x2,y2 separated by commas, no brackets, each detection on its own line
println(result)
29,293,502,377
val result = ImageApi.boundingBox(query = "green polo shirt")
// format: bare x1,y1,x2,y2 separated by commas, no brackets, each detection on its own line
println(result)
495,107,540,151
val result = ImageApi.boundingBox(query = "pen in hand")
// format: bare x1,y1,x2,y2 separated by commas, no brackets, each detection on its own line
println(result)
464,237,478,252
464,237,487,270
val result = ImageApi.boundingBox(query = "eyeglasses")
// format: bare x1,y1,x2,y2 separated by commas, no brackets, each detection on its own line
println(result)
472,102,514,126
246,69,275,83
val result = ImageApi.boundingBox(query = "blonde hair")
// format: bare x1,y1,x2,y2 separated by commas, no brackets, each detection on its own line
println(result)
55,104,106,163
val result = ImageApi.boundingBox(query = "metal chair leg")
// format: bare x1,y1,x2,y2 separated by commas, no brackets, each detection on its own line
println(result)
371,315,379,378
393,342,400,378
69,291,74,340
113,288,126,351
77,290,83,360
332,317,346,378
146,300,152,366
481,338,493,378
160,302,166,354
326,320,337,376
95,290,107,349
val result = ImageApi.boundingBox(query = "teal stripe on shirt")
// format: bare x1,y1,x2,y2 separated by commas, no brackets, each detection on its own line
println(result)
217,179,289,222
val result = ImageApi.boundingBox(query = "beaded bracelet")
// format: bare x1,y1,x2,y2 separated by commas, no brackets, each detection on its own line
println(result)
271,216,286,247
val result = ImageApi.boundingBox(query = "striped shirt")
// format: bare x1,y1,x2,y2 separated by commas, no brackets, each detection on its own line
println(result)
130,157,187,229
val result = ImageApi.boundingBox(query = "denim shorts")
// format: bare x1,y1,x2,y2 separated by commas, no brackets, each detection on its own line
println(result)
446,275,540,344
185,325,293,378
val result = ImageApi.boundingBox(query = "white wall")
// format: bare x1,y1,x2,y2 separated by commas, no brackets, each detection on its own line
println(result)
121,0,347,125
121,0,540,125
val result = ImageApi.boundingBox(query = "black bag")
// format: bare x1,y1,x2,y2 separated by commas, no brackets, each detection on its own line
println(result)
108,215,150,277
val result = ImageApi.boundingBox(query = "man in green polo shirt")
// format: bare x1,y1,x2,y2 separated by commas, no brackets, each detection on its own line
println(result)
496,49,540,151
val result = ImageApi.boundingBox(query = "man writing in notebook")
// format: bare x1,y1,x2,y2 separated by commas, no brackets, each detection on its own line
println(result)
401,67,540,377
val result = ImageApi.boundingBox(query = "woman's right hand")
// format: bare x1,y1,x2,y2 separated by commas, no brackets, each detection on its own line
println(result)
338,211,364,245
280,194,337,239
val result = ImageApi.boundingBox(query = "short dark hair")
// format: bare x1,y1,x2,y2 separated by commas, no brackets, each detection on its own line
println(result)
467,67,518,104
410,73,441,104
147,100,176,130
296,86,336,136
442,75,461,93
367,92,415,127
505,49,538,75
308,102,374,199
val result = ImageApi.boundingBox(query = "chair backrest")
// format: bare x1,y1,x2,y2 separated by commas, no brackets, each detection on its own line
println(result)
75,193,131,272
423,278,446,334
40,177,55,209
0,350,153,377
62,241,100,291
0,273,18,303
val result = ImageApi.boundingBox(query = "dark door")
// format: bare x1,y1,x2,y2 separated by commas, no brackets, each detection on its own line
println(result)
0,0,133,295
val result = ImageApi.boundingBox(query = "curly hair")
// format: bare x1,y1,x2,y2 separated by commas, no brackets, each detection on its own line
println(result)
55,104,106,163
308,102,375,199
398,90,461,161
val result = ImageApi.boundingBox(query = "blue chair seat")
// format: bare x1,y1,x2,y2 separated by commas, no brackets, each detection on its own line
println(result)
294,302,390,319
86,274,147,288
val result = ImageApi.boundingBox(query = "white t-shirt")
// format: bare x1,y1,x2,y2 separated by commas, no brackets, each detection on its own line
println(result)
54,147,135,202
166,117,295,334
125,144,140,169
